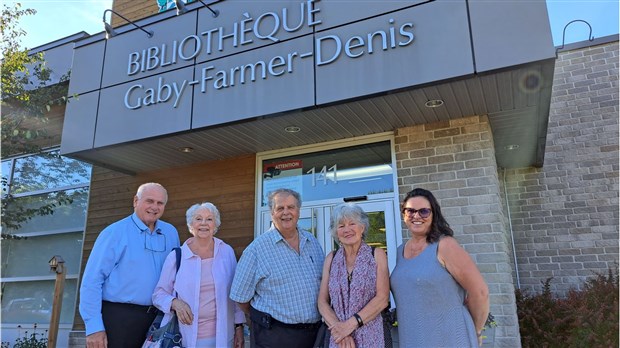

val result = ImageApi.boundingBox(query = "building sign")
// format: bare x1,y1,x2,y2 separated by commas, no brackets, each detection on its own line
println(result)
123,0,415,110
62,0,476,153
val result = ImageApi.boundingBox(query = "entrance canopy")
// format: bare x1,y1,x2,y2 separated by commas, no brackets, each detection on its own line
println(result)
60,0,556,174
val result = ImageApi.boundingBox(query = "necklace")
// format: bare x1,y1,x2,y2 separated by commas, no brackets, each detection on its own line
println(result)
345,250,357,283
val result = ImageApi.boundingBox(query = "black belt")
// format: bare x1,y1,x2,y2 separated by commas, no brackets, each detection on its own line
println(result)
271,319,322,330
102,300,159,314
250,306,321,330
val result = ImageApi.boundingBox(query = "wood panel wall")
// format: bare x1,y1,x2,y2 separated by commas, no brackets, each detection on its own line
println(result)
72,154,256,330
111,0,158,26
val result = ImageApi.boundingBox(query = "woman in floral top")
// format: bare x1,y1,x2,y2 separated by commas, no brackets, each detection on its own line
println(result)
317,203,391,348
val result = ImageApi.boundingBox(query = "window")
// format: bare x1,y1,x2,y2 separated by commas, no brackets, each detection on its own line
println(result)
1,150,91,325
1,280,78,324
260,141,394,206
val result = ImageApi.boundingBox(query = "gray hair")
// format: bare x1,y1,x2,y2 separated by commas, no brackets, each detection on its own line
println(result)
136,182,168,203
329,203,369,240
186,202,221,233
267,188,302,212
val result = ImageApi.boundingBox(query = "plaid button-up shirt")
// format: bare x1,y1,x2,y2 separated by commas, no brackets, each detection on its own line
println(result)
230,226,325,323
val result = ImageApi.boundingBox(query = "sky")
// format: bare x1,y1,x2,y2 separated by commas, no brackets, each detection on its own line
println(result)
7,0,620,50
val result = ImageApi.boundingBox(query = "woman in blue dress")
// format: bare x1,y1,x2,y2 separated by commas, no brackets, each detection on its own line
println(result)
390,188,489,347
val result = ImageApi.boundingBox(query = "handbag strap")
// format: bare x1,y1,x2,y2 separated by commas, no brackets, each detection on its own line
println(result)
370,246,394,321
172,247,181,298
174,247,181,274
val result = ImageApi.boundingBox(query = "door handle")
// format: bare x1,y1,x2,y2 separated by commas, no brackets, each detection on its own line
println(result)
343,195,368,202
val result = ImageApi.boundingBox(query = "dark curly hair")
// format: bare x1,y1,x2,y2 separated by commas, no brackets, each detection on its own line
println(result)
401,188,453,243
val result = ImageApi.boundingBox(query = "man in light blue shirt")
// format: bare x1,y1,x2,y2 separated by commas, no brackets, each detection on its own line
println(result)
79,182,180,348
230,188,324,348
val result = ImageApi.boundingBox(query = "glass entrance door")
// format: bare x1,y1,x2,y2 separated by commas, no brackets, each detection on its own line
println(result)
346,200,398,271
260,198,399,271
260,206,323,238
257,136,401,271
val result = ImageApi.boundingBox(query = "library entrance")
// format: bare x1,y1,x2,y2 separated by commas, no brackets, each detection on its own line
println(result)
256,135,402,270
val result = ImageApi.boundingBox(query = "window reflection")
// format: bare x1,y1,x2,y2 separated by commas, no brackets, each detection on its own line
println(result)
262,141,394,206
3,188,89,234
2,160,12,196
298,214,316,237
2,232,83,278
366,211,388,252
2,149,91,327
1,280,77,324
12,151,91,194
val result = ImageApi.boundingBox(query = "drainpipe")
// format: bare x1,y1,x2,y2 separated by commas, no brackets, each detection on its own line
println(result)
503,169,521,289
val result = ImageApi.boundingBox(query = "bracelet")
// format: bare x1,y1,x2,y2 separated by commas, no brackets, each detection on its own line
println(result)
353,313,364,327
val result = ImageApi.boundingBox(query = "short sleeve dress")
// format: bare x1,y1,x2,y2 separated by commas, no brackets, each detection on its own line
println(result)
390,242,478,347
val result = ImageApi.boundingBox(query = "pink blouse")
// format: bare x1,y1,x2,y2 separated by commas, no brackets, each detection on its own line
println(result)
197,258,217,339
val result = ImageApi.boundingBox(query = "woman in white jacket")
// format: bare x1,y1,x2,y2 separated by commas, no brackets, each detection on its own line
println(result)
153,202,245,348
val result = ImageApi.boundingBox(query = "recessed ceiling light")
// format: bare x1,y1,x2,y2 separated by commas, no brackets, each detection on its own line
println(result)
504,144,520,150
424,99,444,108
284,126,301,133
178,146,194,153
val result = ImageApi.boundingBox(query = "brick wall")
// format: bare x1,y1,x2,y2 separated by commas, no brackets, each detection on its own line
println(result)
395,115,521,347
505,38,619,295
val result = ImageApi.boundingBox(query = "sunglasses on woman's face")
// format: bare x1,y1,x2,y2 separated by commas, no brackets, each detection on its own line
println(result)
402,207,432,218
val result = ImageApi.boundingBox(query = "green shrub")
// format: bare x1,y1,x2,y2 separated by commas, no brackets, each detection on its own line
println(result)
516,268,619,348
5,325,48,348
13,331,47,348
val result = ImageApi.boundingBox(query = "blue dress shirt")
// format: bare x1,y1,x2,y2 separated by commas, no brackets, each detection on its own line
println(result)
79,213,180,335
230,226,325,324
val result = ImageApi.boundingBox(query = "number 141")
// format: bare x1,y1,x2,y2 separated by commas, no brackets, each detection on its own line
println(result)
306,165,337,186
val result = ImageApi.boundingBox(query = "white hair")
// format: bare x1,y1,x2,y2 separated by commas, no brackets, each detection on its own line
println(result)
185,202,221,233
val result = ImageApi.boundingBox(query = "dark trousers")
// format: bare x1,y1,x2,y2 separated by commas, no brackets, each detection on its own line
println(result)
102,301,158,348
250,307,320,348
